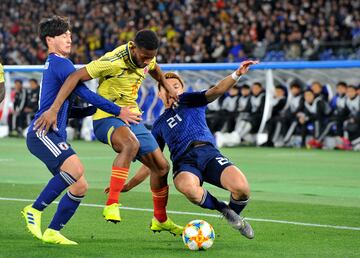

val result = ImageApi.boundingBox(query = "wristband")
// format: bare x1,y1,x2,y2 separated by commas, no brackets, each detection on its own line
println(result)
231,71,242,81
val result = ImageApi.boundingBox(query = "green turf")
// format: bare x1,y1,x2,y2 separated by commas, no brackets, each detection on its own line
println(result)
0,138,359,257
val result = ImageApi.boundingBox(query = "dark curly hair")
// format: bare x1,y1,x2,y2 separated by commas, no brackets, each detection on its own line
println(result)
38,16,71,47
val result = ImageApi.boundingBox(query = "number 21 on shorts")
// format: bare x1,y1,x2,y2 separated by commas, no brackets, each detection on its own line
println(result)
216,157,229,166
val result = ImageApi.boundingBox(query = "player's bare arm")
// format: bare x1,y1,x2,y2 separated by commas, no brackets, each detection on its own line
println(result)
205,60,259,103
34,67,141,134
149,64,178,102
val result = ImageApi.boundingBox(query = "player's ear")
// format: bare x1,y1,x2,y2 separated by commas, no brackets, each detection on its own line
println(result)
46,36,53,47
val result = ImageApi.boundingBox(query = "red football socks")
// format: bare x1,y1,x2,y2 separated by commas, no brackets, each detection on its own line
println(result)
151,185,169,223
106,166,129,205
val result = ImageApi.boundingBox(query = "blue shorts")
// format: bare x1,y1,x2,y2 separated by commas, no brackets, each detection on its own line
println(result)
26,130,76,175
93,117,158,159
172,144,233,188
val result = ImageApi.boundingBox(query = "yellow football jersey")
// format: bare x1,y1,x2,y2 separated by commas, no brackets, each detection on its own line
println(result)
0,63,4,83
86,41,157,120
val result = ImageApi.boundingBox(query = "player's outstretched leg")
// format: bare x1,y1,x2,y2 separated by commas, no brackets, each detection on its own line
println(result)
42,176,87,245
42,156,87,245
141,149,183,236
21,204,42,240
103,127,139,223
220,165,254,239
21,169,77,240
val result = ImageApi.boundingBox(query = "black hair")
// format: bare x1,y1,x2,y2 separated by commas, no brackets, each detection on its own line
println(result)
240,84,250,89
29,78,38,84
252,82,262,88
336,81,347,88
15,79,23,84
348,84,358,90
134,29,159,50
38,16,71,47
290,82,301,89
275,85,285,91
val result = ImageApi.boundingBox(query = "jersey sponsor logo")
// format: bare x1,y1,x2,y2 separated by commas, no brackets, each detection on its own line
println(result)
215,156,229,166
44,61,49,70
167,114,182,128
58,142,69,151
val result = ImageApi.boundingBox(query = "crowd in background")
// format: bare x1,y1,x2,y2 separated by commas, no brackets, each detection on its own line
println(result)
6,78,90,139
211,81,360,150
1,0,360,150
7,78,39,136
3,73,360,150
1,0,360,65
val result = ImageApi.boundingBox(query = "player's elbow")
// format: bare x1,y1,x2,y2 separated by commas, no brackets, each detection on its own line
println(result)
69,67,91,84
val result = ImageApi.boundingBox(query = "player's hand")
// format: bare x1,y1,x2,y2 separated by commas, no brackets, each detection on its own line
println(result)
33,108,58,136
104,185,130,193
236,60,260,76
118,106,142,126
121,184,130,192
104,186,110,194
162,79,179,103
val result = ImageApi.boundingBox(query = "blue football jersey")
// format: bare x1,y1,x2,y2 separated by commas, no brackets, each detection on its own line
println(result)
30,53,120,140
152,91,216,163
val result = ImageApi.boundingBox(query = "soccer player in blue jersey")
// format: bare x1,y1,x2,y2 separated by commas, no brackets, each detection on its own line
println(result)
123,60,258,239
22,16,140,245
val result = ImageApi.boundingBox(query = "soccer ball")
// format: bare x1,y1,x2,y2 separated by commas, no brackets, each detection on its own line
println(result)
182,220,215,251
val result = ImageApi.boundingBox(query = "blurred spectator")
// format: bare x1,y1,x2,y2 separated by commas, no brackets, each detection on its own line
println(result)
263,85,287,146
8,79,27,136
317,82,348,142
206,85,226,133
278,82,305,147
220,86,240,132
337,85,360,150
216,82,265,147
0,0,359,65
298,89,329,148
311,81,329,102
233,84,252,130
24,78,40,126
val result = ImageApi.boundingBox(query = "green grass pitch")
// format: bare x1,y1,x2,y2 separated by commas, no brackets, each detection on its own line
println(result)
0,137,359,257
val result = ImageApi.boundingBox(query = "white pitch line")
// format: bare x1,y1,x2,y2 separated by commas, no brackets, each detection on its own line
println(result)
1,197,360,231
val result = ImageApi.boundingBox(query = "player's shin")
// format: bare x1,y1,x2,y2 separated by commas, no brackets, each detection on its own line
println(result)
48,191,84,231
229,194,249,215
198,188,227,212
32,171,77,211
151,185,168,222
106,166,129,205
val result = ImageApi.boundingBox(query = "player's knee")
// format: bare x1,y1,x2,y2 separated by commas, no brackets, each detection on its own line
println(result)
156,160,170,177
113,135,139,156
67,163,84,180
175,183,202,203
70,177,88,196
232,181,250,200
77,180,88,195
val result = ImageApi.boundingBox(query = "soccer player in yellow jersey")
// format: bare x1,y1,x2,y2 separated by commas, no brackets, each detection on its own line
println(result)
35,30,183,236
0,63,5,103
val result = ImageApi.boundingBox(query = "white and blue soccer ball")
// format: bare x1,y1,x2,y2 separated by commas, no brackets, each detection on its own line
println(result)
182,220,215,251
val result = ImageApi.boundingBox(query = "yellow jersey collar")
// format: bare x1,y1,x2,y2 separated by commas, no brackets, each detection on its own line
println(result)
126,41,138,69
